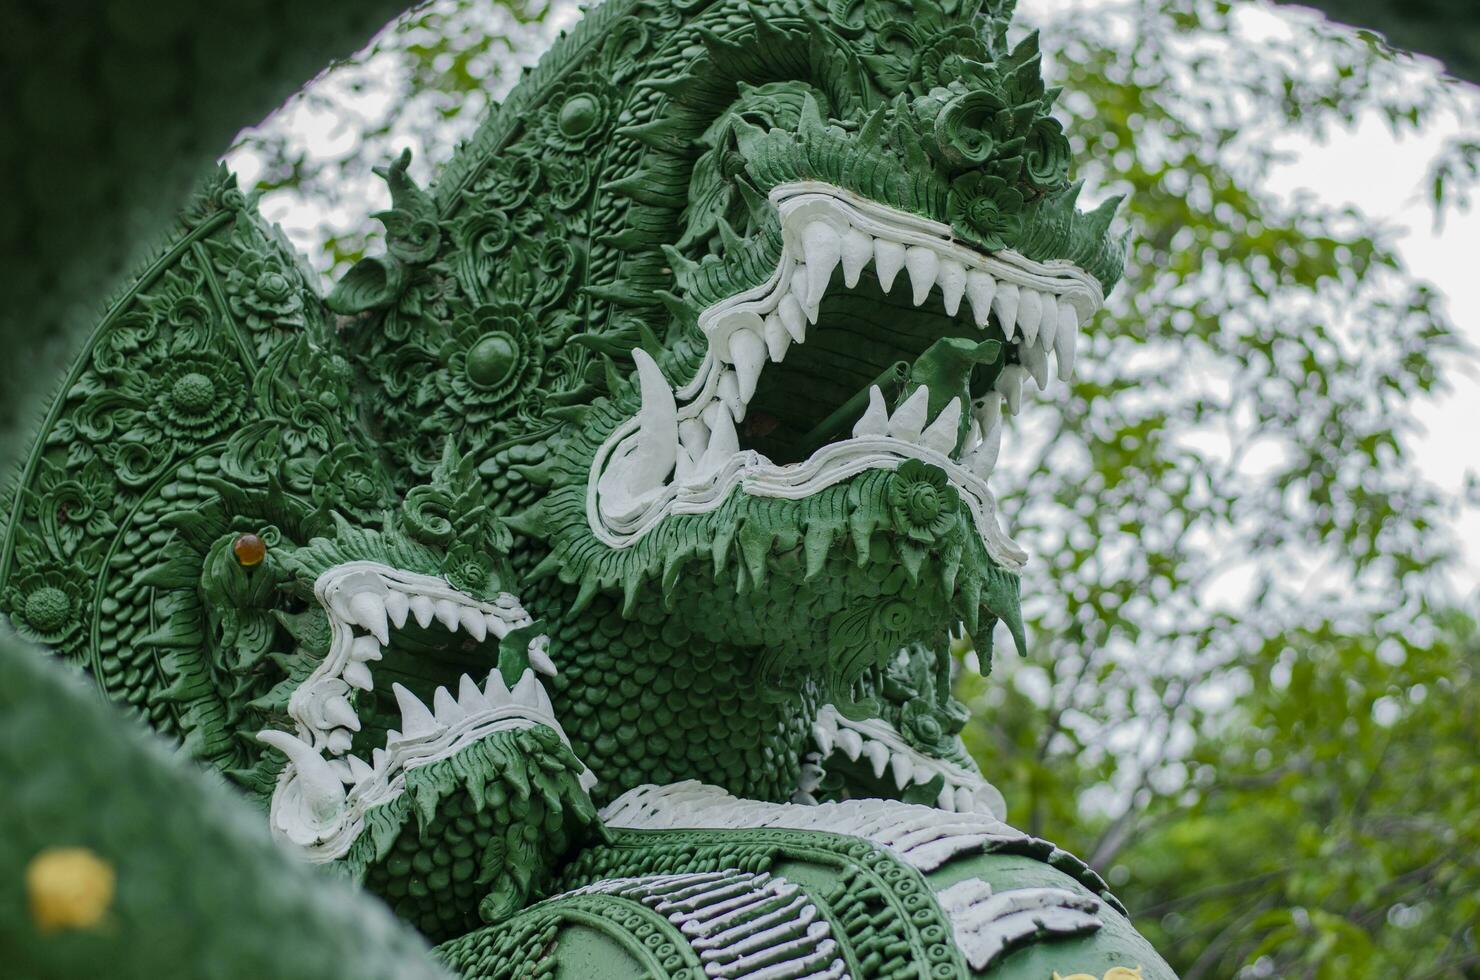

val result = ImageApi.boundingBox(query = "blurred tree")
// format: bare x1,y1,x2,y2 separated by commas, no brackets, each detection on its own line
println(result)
225,0,1480,975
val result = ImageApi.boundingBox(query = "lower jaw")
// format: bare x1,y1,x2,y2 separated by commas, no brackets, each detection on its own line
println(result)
590,428,1027,573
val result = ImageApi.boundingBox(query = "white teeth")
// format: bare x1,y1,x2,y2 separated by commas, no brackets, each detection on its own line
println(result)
392,683,438,738
717,370,745,421
777,294,807,343
852,385,889,438
697,403,738,479
1055,299,1079,381
886,386,930,441
327,728,354,756
457,606,486,641
993,283,1021,343
432,686,462,725
485,669,511,703
811,722,835,757
679,418,709,462
762,313,790,362
512,669,541,709
349,593,389,644
409,594,434,629
728,327,767,403
938,785,958,812
598,348,679,521
955,787,977,812
974,391,1003,436
1020,342,1050,390
349,635,382,663
529,643,558,677
434,599,461,633
836,727,864,761
1017,287,1043,346
347,755,374,783
937,259,966,316
798,761,824,793
383,591,408,629
967,418,1002,479
904,246,939,306
874,239,905,292
802,221,842,308
486,612,509,639
793,264,820,323
257,730,345,821
324,695,360,732
966,271,996,328
864,741,890,779
891,754,913,790
919,398,963,454
372,747,388,771
343,661,374,692
994,364,1027,415
1035,291,1058,352
840,227,872,288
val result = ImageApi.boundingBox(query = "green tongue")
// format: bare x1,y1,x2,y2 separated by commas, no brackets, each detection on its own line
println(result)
896,337,1003,449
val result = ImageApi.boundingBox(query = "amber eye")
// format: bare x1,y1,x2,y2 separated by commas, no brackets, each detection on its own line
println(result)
233,533,266,568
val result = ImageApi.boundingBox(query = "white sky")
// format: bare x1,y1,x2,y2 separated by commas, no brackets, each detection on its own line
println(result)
1265,105,1480,598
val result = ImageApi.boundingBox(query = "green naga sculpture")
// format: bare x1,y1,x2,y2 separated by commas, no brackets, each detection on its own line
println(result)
1,0,1177,976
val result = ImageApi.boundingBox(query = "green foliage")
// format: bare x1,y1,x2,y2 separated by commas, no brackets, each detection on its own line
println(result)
950,1,1480,975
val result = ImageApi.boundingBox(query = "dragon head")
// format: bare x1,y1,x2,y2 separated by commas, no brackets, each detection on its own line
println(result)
323,0,1120,803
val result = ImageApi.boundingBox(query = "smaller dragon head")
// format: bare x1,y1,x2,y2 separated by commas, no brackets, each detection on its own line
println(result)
136,441,597,942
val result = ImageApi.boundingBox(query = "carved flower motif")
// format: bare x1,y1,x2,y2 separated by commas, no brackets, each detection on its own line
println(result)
916,31,990,92
223,248,308,335
947,173,1024,252
142,351,248,443
900,699,948,752
547,154,594,212
932,90,1002,169
445,543,502,597
30,457,117,560
471,153,541,211
1023,115,1071,190
440,304,545,427
545,73,615,152
3,565,90,650
887,459,958,544
311,452,392,523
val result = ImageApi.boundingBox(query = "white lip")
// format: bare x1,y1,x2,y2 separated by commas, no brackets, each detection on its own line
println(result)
588,181,1105,568
260,561,593,861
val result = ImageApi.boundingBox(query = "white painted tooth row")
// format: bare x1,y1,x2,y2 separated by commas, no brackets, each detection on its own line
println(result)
258,563,588,858
261,662,595,857
697,188,1099,411
851,385,964,455
805,706,1005,817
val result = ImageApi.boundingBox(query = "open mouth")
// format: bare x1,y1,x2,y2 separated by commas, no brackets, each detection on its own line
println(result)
592,182,1104,565
257,561,592,860
796,705,1007,818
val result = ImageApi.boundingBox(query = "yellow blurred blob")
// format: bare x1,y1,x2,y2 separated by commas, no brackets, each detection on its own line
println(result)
26,847,116,932
1053,969,1143,980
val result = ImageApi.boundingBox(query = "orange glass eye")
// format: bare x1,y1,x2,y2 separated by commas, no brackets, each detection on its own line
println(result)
233,533,266,567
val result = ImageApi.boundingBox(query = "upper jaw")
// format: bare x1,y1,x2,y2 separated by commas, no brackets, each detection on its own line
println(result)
591,181,1105,565
257,561,592,860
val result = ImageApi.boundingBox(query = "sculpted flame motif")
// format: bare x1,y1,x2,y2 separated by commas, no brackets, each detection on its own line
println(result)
0,0,1180,975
